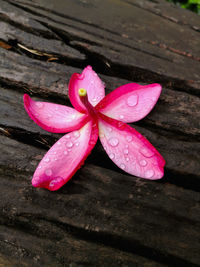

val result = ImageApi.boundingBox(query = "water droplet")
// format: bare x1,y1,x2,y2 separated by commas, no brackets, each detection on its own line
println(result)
127,94,138,107
68,149,71,152
92,98,97,102
126,135,132,142
107,127,112,132
66,135,70,139
145,170,154,178
75,142,79,146
44,158,50,162
124,149,129,155
117,121,125,130
38,166,42,169
125,144,129,148
108,137,119,147
119,114,124,119
109,153,115,159
53,151,57,155
45,169,52,176
120,163,126,170
54,158,58,161
139,159,147,166
66,141,73,148
57,141,61,145
49,177,64,189
126,157,129,162
64,151,68,155
140,147,155,158
73,131,80,138
36,102,43,108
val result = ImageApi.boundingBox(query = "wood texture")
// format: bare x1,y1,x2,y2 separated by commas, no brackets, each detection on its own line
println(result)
0,0,199,266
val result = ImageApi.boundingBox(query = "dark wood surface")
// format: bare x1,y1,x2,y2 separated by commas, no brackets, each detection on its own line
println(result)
0,0,200,266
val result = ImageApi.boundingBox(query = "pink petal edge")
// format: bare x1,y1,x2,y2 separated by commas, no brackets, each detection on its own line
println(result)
96,83,162,123
24,94,89,133
68,66,105,113
32,120,99,191
98,113,165,180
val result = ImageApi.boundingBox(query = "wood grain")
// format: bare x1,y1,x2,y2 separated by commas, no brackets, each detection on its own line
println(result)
0,0,199,266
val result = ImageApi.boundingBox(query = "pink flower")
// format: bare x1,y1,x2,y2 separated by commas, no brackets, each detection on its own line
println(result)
24,66,165,191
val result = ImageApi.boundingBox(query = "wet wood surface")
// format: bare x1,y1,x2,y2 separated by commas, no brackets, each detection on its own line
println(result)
0,0,200,266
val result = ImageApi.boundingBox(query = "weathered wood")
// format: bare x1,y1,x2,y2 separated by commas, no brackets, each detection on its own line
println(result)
0,0,200,266
1,0,199,94
0,135,200,266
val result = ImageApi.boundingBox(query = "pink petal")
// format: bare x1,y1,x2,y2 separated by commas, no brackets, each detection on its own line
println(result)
98,114,165,179
68,66,105,113
24,94,89,133
32,120,98,191
96,83,162,123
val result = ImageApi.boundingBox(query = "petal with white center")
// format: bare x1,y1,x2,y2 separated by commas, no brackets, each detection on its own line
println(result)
98,114,165,179
96,83,162,123
68,65,105,113
32,120,99,191
24,94,89,133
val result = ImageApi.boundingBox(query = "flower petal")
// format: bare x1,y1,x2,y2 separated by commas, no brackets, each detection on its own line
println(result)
96,83,162,123
98,114,165,179
32,120,99,191
24,94,89,133
68,65,105,113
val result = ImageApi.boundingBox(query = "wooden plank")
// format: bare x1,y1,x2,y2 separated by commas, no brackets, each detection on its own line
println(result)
0,135,199,265
2,0,199,94
0,0,199,265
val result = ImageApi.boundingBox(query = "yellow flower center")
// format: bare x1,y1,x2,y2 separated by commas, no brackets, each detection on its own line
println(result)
78,88,87,97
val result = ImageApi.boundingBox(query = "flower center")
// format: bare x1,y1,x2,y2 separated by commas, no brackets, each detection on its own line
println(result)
78,88,98,118
78,88,87,97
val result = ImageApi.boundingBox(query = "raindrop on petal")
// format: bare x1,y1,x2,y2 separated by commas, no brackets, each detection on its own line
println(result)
45,169,52,176
140,147,155,158
120,163,126,170
73,131,80,138
126,135,132,142
107,127,112,132
49,177,64,189
66,141,73,148
109,153,115,159
64,151,68,155
44,158,50,163
127,94,138,107
119,115,124,120
108,137,119,147
117,121,125,130
139,159,147,166
145,170,154,178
